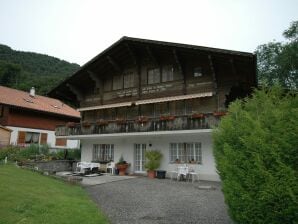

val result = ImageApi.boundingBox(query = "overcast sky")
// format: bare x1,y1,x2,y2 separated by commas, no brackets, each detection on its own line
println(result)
0,0,297,65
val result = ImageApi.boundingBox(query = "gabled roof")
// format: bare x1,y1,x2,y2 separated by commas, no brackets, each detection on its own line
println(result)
48,36,256,100
0,86,80,118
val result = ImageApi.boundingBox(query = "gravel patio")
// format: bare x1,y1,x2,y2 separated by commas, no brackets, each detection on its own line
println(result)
85,177,232,224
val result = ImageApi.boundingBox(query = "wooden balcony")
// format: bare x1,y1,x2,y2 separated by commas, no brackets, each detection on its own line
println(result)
56,113,224,137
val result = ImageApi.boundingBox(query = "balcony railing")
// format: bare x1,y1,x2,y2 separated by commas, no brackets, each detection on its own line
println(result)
56,113,224,136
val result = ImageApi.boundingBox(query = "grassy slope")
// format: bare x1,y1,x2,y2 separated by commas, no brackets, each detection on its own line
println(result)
0,164,108,224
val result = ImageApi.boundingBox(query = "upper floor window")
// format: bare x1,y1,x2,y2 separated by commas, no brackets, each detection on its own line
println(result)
193,67,203,77
162,65,174,82
113,75,123,90
148,68,160,84
124,72,135,88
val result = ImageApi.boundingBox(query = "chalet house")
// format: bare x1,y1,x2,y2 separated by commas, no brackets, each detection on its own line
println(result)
0,86,80,149
49,37,256,181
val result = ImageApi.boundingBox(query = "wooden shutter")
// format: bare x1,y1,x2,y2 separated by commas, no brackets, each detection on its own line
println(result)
40,133,48,144
55,138,67,146
17,131,25,144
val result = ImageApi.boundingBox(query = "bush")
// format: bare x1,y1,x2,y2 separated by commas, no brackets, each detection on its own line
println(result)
213,87,298,223
0,145,21,161
144,150,163,171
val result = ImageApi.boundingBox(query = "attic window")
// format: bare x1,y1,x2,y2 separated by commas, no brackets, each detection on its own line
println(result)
23,98,34,103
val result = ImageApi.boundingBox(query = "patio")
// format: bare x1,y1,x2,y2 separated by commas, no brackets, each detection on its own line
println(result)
85,177,232,224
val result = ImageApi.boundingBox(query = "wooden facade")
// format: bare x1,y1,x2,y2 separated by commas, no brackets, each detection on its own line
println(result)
50,37,256,135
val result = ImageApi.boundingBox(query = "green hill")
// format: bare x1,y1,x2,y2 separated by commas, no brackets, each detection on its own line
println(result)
0,44,80,95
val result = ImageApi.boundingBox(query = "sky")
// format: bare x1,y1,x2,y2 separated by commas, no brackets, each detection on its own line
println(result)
0,0,297,66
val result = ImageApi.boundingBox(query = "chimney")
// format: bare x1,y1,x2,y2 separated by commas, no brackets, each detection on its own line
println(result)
29,87,35,97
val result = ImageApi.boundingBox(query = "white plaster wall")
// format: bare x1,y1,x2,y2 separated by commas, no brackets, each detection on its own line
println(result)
7,126,80,149
80,132,220,181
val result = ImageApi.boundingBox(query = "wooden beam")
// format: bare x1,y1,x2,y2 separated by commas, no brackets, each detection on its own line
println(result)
173,49,186,94
87,70,101,88
107,56,122,73
125,43,137,65
146,46,158,66
66,83,83,101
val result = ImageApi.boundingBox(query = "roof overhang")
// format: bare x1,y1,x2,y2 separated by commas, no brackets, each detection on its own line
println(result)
78,92,213,111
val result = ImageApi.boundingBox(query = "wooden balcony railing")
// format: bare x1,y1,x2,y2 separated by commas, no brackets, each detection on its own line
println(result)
56,113,224,136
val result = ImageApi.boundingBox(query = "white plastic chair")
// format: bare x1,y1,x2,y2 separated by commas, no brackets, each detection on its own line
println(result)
177,164,189,181
106,162,116,175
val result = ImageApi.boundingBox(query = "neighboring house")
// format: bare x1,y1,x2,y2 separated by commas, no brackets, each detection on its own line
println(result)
49,37,256,181
0,86,80,149
0,125,12,146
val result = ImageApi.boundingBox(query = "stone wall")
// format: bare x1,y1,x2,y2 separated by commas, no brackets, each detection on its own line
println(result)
24,160,78,173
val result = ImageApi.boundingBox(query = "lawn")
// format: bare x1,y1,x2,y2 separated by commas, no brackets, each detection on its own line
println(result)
0,164,109,224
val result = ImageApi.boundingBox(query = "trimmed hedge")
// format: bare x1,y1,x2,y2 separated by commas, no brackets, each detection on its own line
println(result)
213,87,298,223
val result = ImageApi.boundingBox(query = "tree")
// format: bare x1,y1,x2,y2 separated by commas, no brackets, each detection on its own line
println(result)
256,21,298,89
213,87,298,223
0,61,21,87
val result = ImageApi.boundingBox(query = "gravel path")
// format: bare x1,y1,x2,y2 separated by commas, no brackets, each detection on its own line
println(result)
85,177,232,224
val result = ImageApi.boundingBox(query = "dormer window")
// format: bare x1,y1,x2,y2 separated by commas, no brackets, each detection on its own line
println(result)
193,67,203,77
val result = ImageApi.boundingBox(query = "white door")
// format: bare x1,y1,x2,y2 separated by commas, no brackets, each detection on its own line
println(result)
134,144,146,173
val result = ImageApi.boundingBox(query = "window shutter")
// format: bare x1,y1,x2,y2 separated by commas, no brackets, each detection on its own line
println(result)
40,133,48,144
17,131,25,144
55,138,67,146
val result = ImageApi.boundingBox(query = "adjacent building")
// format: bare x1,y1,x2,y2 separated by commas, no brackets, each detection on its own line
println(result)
50,37,257,181
0,86,80,149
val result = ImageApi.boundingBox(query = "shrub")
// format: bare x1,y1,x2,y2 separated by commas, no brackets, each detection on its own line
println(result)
0,145,21,161
144,150,163,171
213,87,298,223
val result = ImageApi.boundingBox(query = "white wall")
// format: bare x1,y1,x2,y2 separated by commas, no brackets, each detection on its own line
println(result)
7,126,80,149
80,132,220,181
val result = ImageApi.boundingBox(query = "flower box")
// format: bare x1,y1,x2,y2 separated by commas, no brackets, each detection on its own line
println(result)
66,122,76,128
82,121,91,128
191,113,204,119
213,111,227,117
160,115,175,121
96,119,109,126
115,118,126,125
135,116,149,124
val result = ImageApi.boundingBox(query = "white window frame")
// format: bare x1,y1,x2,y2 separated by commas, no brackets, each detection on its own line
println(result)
93,144,114,162
169,142,202,164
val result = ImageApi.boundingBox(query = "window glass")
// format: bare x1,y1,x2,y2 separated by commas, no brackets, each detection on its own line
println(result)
124,72,135,88
93,144,114,162
162,65,174,82
113,75,123,90
194,67,203,77
169,142,202,164
148,68,160,84
25,132,40,144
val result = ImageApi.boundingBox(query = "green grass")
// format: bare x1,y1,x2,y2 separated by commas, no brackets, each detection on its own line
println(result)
0,164,109,224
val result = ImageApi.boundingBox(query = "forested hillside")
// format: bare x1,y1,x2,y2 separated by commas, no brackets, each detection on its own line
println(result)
0,44,80,95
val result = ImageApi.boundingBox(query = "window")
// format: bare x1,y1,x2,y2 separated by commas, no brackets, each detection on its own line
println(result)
55,138,67,146
93,144,114,162
124,72,135,88
25,132,40,144
169,142,202,164
113,75,123,90
162,65,174,82
147,68,160,84
193,67,203,77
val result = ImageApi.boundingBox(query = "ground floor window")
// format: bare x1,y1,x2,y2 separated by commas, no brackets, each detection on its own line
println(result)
25,132,40,144
55,138,67,146
93,144,114,162
169,142,202,164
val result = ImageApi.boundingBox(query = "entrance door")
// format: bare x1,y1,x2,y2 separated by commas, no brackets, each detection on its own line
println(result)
134,144,146,172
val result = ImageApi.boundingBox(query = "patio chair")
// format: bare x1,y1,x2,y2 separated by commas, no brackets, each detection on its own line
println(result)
177,164,189,181
106,161,116,175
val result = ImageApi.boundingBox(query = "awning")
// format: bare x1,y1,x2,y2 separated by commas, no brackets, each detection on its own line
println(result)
78,92,213,112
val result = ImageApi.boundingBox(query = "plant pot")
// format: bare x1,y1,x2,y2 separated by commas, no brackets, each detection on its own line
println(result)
116,163,128,176
147,170,156,179
156,170,166,179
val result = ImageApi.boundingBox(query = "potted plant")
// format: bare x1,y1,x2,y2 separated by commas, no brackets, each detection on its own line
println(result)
96,119,109,126
213,111,227,117
66,122,76,128
144,150,163,179
116,155,129,176
82,121,91,128
191,113,204,119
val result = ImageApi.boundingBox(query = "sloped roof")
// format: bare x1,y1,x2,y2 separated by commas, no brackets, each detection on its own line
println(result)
0,86,80,118
0,125,12,132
